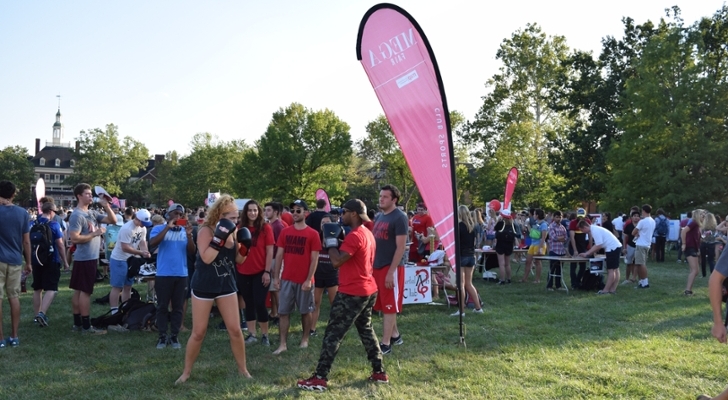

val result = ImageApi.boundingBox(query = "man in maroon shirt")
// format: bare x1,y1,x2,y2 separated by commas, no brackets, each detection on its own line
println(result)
297,199,386,391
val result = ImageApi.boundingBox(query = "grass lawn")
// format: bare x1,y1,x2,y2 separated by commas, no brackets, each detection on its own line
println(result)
0,257,724,399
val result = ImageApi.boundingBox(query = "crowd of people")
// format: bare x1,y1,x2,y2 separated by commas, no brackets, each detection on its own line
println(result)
3,177,728,393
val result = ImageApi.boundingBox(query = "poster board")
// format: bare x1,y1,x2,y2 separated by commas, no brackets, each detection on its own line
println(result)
403,266,432,304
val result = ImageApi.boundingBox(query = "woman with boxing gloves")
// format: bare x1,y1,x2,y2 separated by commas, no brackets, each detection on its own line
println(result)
236,200,274,346
176,194,252,384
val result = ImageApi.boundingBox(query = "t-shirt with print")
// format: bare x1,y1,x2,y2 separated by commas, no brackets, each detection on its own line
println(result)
150,225,188,277
684,219,701,249
372,208,409,269
634,216,656,248
110,220,146,261
338,225,377,297
238,224,274,275
276,225,322,284
68,208,106,262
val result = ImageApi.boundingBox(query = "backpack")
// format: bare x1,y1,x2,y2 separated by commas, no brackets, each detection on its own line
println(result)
123,302,157,330
655,217,669,236
496,222,516,243
93,288,141,305
29,220,54,267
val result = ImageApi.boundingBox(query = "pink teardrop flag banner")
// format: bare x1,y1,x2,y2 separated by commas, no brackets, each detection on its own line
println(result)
503,167,518,212
35,178,45,209
112,197,120,207
315,188,331,212
357,4,458,267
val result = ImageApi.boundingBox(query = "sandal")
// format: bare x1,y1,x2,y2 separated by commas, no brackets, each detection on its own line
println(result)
684,290,693,296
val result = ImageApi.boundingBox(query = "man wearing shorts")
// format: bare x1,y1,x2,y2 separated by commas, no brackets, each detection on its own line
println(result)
68,183,117,334
371,185,408,355
108,209,152,315
0,181,31,347
32,202,69,327
577,220,622,294
633,204,655,289
272,199,321,355
297,199,386,391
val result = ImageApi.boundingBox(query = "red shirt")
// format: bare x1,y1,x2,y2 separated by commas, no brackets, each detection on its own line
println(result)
363,220,374,231
685,219,701,249
238,224,274,275
409,213,434,259
281,212,294,227
338,225,378,296
276,225,322,284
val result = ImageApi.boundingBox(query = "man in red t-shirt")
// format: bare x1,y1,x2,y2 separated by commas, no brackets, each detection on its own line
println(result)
297,199,387,391
409,203,434,262
272,199,321,355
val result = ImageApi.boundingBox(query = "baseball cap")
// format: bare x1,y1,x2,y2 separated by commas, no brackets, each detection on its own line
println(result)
167,203,185,215
342,199,371,222
577,208,586,218
500,209,512,219
135,209,153,227
289,199,308,210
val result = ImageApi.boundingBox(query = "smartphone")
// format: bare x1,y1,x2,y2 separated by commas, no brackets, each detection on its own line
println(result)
176,219,188,226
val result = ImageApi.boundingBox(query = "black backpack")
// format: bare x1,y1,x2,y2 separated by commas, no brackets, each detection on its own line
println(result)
91,297,149,329
123,303,157,330
29,220,55,267
496,222,516,243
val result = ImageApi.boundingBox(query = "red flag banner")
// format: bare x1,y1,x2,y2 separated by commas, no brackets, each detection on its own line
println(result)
357,4,459,267
315,188,331,212
504,167,518,213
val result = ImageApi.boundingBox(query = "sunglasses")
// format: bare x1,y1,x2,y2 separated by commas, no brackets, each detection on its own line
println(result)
292,209,305,214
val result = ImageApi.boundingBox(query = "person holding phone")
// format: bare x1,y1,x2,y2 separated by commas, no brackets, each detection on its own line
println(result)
149,203,195,349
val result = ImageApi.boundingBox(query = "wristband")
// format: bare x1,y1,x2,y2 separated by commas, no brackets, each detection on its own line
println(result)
263,271,271,275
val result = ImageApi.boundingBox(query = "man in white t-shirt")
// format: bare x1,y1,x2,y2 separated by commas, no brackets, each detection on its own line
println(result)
578,221,622,294
611,213,624,241
632,205,656,289
109,209,152,314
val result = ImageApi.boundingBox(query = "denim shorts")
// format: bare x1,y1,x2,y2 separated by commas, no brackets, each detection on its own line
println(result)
460,255,475,267
110,258,135,288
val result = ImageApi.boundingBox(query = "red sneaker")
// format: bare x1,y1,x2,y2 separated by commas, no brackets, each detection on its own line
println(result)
368,371,389,384
297,374,327,391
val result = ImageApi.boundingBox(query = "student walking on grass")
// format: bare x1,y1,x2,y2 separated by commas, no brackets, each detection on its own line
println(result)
682,209,703,296
176,194,251,383
450,205,483,317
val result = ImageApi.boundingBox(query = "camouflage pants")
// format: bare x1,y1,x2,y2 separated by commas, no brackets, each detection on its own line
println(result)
315,292,383,378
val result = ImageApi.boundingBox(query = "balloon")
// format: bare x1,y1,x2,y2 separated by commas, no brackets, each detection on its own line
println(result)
489,199,501,212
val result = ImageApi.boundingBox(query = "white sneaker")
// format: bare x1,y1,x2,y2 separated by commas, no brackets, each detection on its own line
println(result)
472,308,484,314
620,280,632,286
450,311,465,317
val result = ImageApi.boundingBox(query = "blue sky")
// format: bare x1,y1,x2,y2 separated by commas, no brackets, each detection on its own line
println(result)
0,0,723,157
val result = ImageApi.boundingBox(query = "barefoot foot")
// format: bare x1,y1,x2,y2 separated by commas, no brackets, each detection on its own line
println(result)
175,373,190,385
272,346,287,355
299,341,308,349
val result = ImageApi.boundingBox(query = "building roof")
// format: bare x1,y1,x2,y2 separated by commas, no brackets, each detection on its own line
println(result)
31,146,75,168
134,158,156,180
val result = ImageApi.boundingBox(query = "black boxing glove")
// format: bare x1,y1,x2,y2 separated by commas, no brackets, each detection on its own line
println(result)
237,227,252,248
210,218,236,251
322,223,344,249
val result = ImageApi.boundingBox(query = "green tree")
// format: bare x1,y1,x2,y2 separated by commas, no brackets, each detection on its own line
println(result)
459,23,569,210
148,151,180,207
0,146,34,204
233,103,352,203
549,15,657,208
604,7,728,213
118,179,151,207
65,124,149,195
175,133,247,207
